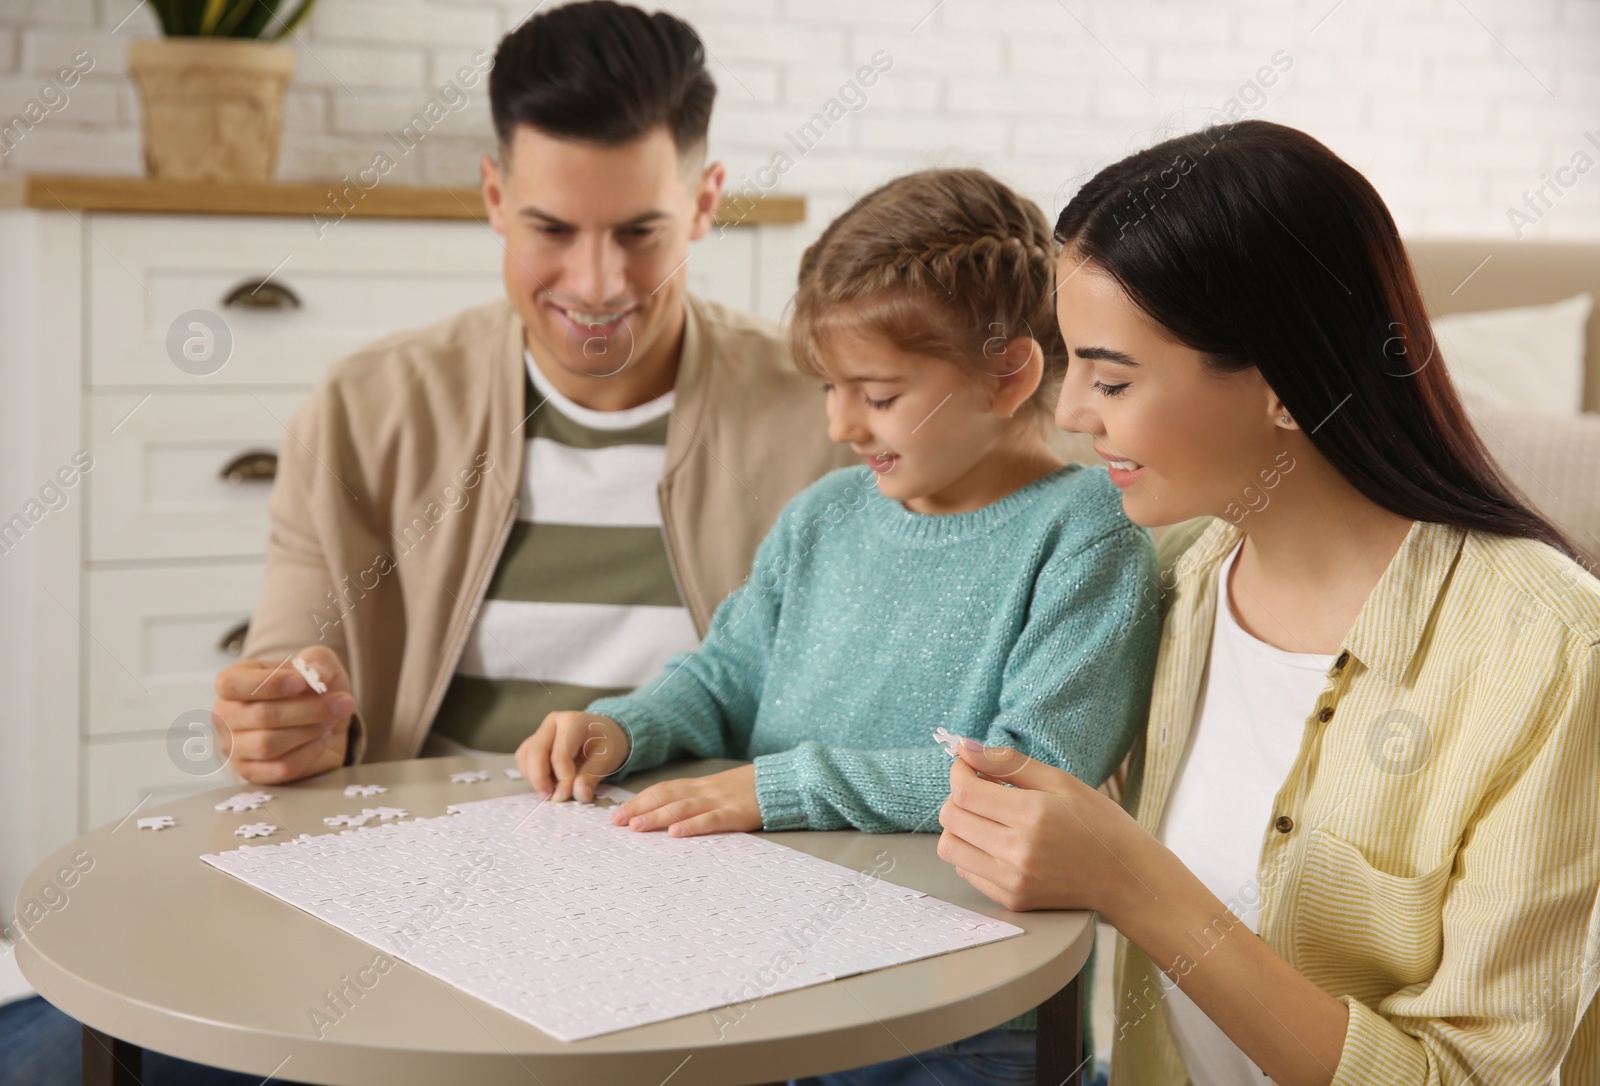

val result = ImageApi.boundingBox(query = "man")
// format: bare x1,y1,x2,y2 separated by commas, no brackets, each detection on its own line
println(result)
0,6,851,1080
213,0,852,784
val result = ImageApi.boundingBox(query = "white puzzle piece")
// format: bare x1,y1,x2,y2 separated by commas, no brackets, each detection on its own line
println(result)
137,816,176,831
325,807,406,828
449,771,489,784
504,768,524,780
292,655,328,695
932,727,961,758
344,784,387,797
214,791,273,813
201,788,1024,1042
234,822,277,839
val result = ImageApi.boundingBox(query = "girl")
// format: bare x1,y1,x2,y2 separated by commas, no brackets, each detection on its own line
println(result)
518,168,1162,1084
938,120,1600,1086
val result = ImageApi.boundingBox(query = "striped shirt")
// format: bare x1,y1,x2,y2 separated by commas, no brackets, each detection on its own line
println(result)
429,351,700,753
1110,516,1600,1086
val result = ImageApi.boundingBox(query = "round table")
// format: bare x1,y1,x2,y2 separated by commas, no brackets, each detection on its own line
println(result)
16,755,1094,1086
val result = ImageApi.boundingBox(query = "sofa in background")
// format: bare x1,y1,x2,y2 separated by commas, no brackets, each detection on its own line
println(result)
1409,240,1600,571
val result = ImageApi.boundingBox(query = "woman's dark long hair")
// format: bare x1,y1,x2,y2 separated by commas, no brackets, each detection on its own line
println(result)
1055,120,1577,558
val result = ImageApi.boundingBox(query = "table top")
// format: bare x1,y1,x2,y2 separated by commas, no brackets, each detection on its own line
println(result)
16,755,1093,1086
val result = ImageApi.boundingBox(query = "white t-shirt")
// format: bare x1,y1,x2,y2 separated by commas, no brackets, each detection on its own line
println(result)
423,350,698,756
1155,539,1336,1086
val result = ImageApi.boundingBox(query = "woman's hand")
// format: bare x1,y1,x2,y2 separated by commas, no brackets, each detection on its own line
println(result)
608,764,761,838
515,711,630,803
937,738,1157,917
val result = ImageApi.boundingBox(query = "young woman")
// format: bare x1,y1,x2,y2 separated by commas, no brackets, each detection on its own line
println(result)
937,120,1599,1086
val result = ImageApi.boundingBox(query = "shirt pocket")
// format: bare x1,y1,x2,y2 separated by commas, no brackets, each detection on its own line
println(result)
1291,827,1456,1007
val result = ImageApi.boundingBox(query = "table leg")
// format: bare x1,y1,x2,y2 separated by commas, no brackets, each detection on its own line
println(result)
81,1024,142,1086
1035,969,1087,1086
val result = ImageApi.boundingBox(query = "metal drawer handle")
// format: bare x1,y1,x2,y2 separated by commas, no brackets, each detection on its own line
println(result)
220,450,278,484
222,280,301,310
218,619,250,657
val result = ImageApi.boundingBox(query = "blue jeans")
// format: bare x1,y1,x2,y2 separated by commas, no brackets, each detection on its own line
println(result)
0,994,305,1085
790,1025,1038,1086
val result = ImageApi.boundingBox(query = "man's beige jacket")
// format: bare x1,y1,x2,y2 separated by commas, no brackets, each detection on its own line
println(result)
241,293,854,764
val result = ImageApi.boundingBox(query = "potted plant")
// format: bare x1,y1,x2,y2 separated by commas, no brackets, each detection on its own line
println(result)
128,0,319,181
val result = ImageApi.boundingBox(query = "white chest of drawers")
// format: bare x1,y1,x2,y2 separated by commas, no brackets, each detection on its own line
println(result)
0,176,805,911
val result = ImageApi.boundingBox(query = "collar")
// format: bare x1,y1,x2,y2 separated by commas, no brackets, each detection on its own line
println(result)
1172,517,1464,686
662,293,709,480
1341,519,1465,685
522,347,674,429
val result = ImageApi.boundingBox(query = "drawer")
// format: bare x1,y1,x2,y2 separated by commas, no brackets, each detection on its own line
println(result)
86,562,265,737
82,736,232,833
88,214,504,386
88,392,305,562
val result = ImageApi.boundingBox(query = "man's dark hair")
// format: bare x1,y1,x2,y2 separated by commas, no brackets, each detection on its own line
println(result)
489,1,716,158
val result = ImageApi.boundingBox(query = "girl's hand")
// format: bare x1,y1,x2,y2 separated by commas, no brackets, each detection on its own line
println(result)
937,739,1156,917
608,764,761,838
515,711,630,803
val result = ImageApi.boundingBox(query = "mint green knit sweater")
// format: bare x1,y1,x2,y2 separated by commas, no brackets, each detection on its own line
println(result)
590,463,1158,1036
594,462,1158,828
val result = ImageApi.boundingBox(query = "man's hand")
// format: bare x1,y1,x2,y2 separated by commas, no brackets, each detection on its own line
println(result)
213,646,356,785
515,711,630,803
607,765,761,838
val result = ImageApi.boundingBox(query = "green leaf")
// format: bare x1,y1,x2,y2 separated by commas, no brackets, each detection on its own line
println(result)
151,0,207,36
217,0,271,37
148,0,318,39
198,0,228,34
147,0,182,35
270,0,319,41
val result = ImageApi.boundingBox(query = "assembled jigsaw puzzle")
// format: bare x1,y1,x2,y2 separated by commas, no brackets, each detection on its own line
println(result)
323,807,408,828
200,788,1023,1041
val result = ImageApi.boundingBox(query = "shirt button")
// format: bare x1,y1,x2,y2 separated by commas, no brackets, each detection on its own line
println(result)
1275,815,1294,833
1334,651,1349,669
1318,706,1334,723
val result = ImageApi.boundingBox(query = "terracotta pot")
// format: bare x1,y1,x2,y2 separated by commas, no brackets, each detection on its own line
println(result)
127,38,295,182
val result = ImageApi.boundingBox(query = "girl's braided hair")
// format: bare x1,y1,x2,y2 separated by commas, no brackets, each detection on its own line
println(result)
790,168,1067,422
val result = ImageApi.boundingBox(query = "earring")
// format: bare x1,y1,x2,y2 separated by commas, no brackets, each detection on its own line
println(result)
1279,413,1292,426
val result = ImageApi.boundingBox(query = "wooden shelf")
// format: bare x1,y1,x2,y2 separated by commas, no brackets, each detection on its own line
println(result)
0,173,806,226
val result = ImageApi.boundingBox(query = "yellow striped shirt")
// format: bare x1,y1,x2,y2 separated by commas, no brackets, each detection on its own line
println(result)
1110,516,1600,1085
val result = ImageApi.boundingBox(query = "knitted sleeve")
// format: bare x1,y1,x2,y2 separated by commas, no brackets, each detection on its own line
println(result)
752,524,1162,832
586,505,797,782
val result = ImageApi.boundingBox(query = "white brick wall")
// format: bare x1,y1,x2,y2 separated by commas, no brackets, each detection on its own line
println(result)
0,0,1597,243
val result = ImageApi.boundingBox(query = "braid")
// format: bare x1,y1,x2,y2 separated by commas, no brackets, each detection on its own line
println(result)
791,169,1068,421
888,232,1056,295
903,233,1052,270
